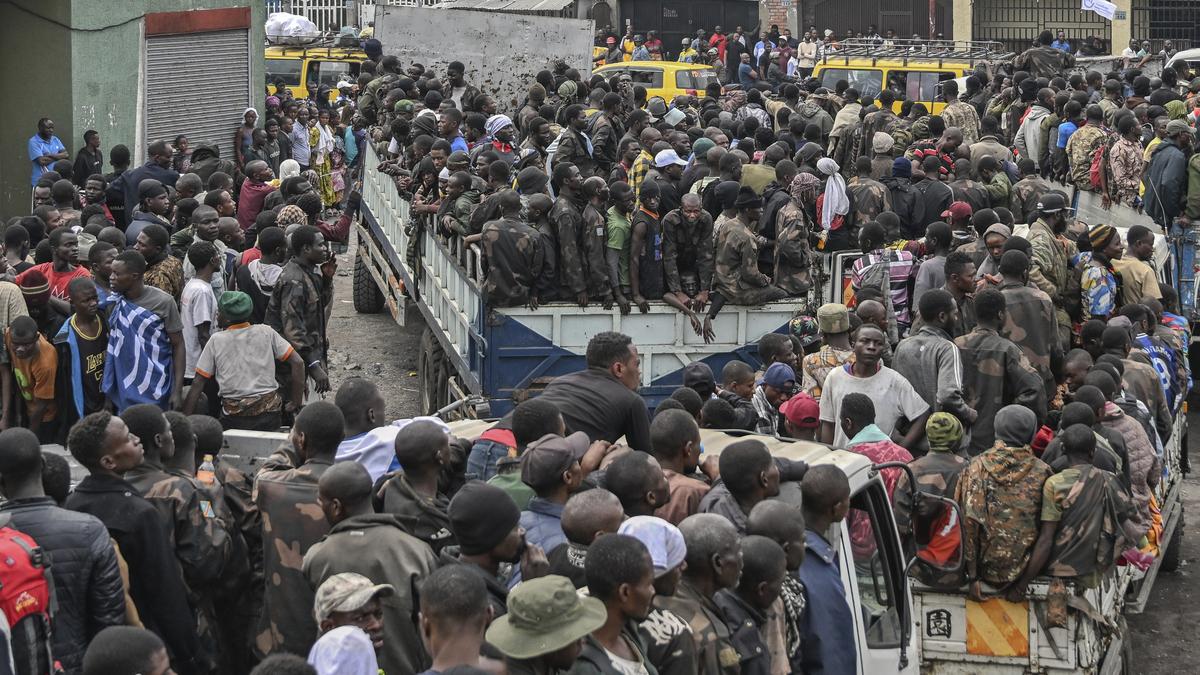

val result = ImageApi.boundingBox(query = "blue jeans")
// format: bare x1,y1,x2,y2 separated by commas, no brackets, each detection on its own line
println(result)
466,439,509,481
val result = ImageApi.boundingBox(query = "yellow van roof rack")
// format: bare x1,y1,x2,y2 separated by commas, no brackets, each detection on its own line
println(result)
818,38,1015,68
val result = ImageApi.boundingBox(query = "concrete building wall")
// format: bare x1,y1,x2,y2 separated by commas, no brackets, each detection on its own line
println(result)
0,0,265,219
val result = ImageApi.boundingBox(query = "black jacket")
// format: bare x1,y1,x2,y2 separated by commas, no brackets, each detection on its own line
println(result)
66,474,206,674
0,497,125,673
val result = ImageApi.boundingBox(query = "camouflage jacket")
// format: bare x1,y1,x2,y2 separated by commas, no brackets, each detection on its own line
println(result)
1026,219,1073,302
125,462,232,589
941,100,981,145
847,177,892,232
997,279,1062,398
583,203,615,299
266,259,333,366
438,188,482,237
548,195,589,295
893,451,968,586
1014,45,1075,79
555,128,597,178
656,580,741,675
950,178,990,214
1043,465,1135,584
954,327,1047,455
1064,123,1109,191
252,458,333,658
1009,176,1054,224
773,201,813,296
590,113,624,174
955,443,1053,586
481,216,544,307
661,208,715,294
713,218,782,304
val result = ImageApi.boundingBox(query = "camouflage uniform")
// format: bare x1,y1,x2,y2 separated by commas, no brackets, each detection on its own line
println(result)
548,195,589,297
126,462,233,668
1026,218,1075,345
438,188,482,237
555,128,597,178
656,579,742,675
252,458,333,659
773,201,814,296
583,203,616,302
1013,45,1075,79
950,178,990,214
893,449,967,586
590,113,625,175
997,279,1062,399
846,176,892,235
1064,123,1109,191
909,114,932,142
827,103,863,170
481,216,544,307
713,217,788,305
266,259,333,369
954,327,1048,455
941,100,981,145
860,109,908,158
955,442,1053,586
661,208,715,295
1009,176,1054,224
1043,465,1136,587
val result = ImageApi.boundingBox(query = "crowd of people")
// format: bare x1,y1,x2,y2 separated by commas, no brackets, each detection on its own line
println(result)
0,20,1194,675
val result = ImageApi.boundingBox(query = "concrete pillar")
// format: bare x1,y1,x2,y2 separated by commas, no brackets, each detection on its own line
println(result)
953,0,971,42
1110,0,1132,56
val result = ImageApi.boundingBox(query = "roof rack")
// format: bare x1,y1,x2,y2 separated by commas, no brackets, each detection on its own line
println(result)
818,38,1015,67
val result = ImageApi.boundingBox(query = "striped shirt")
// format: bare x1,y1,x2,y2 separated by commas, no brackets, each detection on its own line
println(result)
851,248,917,324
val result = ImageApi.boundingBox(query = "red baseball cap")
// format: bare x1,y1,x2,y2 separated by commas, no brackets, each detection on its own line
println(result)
940,201,973,221
780,393,820,429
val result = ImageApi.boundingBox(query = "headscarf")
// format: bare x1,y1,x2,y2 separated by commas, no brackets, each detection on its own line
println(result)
485,114,514,137
276,205,307,228
1166,99,1187,120
816,157,848,230
279,159,301,180
1088,224,1117,250
789,172,820,203
242,107,259,124
926,412,963,453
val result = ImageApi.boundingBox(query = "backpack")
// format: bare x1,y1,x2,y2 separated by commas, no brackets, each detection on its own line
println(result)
0,515,56,675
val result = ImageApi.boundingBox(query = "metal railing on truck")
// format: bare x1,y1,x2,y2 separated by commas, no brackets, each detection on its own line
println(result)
358,146,806,416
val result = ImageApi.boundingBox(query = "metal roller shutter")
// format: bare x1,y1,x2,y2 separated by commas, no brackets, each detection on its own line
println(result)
145,29,250,159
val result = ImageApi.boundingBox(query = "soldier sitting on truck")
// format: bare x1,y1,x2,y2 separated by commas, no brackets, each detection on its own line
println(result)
1007,424,1141,599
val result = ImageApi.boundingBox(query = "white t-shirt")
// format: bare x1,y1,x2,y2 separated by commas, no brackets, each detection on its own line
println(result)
819,363,930,447
180,278,217,374
307,625,378,675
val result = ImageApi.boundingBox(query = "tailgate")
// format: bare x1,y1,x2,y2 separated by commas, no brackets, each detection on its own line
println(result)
915,571,1129,674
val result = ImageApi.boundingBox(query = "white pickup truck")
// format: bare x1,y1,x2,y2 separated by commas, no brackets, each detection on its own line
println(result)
197,411,1183,675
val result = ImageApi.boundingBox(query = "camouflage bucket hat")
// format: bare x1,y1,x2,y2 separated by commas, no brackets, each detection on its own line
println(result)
485,575,606,659
313,572,395,622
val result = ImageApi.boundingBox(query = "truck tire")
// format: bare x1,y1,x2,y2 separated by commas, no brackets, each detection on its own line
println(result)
418,327,449,415
1161,512,1184,572
353,252,385,314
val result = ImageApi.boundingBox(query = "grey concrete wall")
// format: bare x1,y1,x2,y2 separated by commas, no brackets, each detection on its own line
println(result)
373,5,595,110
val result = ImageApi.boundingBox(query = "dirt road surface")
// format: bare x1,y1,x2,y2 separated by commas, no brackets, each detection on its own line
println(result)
330,236,1200,672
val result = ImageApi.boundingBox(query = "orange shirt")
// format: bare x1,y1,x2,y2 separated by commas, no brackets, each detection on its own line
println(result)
5,330,57,422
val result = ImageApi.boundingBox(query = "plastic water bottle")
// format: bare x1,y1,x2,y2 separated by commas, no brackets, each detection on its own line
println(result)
197,455,217,487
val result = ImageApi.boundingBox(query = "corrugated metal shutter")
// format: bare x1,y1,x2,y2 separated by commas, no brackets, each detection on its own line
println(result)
145,30,249,159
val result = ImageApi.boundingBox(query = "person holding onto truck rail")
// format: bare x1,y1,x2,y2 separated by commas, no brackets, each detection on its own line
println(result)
956,404,1054,595
480,189,545,308
1006,424,1141,600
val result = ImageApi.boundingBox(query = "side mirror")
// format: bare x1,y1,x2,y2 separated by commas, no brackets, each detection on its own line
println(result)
910,491,964,574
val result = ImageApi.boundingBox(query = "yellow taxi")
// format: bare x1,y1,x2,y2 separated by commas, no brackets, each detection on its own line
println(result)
265,45,367,102
812,40,1011,114
594,61,720,101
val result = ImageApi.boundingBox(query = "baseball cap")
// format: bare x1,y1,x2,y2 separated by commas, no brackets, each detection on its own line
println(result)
520,432,590,490
618,516,687,577
1037,192,1067,213
940,201,973,221
313,573,395,623
654,149,688,168
780,393,820,429
816,303,850,334
759,362,796,390
485,575,606,659
683,361,716,393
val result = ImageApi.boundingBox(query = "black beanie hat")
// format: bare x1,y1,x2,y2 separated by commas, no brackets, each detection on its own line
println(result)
448,481,521,555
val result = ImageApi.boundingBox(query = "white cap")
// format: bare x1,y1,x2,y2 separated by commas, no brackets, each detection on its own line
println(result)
654,149,688,168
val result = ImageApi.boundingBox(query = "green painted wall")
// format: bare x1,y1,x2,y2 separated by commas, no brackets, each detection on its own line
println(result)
0,0,265,219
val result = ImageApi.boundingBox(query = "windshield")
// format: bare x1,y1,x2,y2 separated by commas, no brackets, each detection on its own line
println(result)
819,68,882,99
